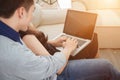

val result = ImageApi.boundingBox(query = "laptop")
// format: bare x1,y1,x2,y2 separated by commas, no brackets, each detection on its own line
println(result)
54,9,97,56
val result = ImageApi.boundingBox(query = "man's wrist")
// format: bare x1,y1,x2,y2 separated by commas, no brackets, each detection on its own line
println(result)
62,48,71,56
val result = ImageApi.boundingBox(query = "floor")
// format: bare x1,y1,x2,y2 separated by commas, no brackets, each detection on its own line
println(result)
99,49,120,71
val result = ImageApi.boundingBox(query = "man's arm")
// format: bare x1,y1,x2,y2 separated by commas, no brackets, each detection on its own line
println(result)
22,34,78,74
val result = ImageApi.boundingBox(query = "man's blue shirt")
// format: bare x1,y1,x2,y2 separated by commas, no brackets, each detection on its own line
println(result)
0,20,22,44
0,20,66,80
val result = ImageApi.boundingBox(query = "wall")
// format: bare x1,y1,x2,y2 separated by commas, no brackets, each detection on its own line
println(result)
76,0,120,10
38,0,120,9
75,0,120,48
95,26,120,48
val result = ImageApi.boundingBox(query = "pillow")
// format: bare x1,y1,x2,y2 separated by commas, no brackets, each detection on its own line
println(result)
40,9,67,25
72,1,86,11
37,1,58,9
31,4,42,28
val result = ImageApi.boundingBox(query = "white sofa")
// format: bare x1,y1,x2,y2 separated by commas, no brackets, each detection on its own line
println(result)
32,1,86,40
32,1,120,48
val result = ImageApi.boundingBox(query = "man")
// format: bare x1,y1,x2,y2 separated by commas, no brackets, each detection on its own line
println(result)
0,0,120,80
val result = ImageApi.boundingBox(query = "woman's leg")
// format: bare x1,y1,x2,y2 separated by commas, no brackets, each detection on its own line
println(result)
57,59,120,80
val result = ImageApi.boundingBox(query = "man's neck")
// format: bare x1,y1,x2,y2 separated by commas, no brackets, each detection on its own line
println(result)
0,17,19,32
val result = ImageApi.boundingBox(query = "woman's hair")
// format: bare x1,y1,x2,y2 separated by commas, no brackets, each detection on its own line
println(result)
0,0,34,18
19,27,60,55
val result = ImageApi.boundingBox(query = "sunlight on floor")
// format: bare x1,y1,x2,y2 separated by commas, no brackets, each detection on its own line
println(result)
99,49,120,71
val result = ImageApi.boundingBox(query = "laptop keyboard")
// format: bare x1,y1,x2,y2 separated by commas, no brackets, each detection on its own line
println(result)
54,33,91,56
60,34,87,48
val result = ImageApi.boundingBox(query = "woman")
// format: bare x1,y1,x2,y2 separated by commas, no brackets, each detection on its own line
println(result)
19,26,62,56
20,26,120,80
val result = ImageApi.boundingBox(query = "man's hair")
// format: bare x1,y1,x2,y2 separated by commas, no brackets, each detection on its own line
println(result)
0,0,34,18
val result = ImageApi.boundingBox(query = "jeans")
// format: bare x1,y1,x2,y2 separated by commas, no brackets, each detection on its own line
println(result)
57,59,120,80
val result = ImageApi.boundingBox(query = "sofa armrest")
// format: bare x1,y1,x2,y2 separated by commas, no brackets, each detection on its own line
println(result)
69,33,98,60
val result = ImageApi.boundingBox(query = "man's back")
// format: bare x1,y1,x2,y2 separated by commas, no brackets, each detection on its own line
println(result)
0,35,65,80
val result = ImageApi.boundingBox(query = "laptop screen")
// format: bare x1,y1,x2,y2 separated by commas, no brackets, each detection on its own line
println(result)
63,10,97,40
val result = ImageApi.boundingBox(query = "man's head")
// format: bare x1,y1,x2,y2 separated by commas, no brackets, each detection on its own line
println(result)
0,0,34,31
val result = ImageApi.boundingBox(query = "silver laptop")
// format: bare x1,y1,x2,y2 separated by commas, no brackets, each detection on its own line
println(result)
54,9,97,56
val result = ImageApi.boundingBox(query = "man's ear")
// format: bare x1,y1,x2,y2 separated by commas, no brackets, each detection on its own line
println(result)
17,7,26,19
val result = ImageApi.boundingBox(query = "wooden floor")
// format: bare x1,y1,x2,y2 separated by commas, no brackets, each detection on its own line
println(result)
98,49,120,71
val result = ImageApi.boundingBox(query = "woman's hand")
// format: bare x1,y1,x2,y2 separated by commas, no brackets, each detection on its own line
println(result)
48,36,67,47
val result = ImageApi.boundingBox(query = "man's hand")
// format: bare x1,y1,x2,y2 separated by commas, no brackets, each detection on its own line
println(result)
57,37,78,75
63,38,78,55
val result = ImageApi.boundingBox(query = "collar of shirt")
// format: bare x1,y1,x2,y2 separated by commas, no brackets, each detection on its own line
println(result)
0,20,22,44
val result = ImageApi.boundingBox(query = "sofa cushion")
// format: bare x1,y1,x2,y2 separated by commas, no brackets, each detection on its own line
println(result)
39,1,87,25
31,4,42,28
37,24,64,40
72,1,86,11
40,9,67,25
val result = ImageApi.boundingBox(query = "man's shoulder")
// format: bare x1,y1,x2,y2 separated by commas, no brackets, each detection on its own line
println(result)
0,35,26,53
0,35,14,43
0,35,34,62
0,35,23,45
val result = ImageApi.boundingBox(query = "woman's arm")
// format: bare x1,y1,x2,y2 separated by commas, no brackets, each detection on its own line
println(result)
22,34,50,56
48,36,67,47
